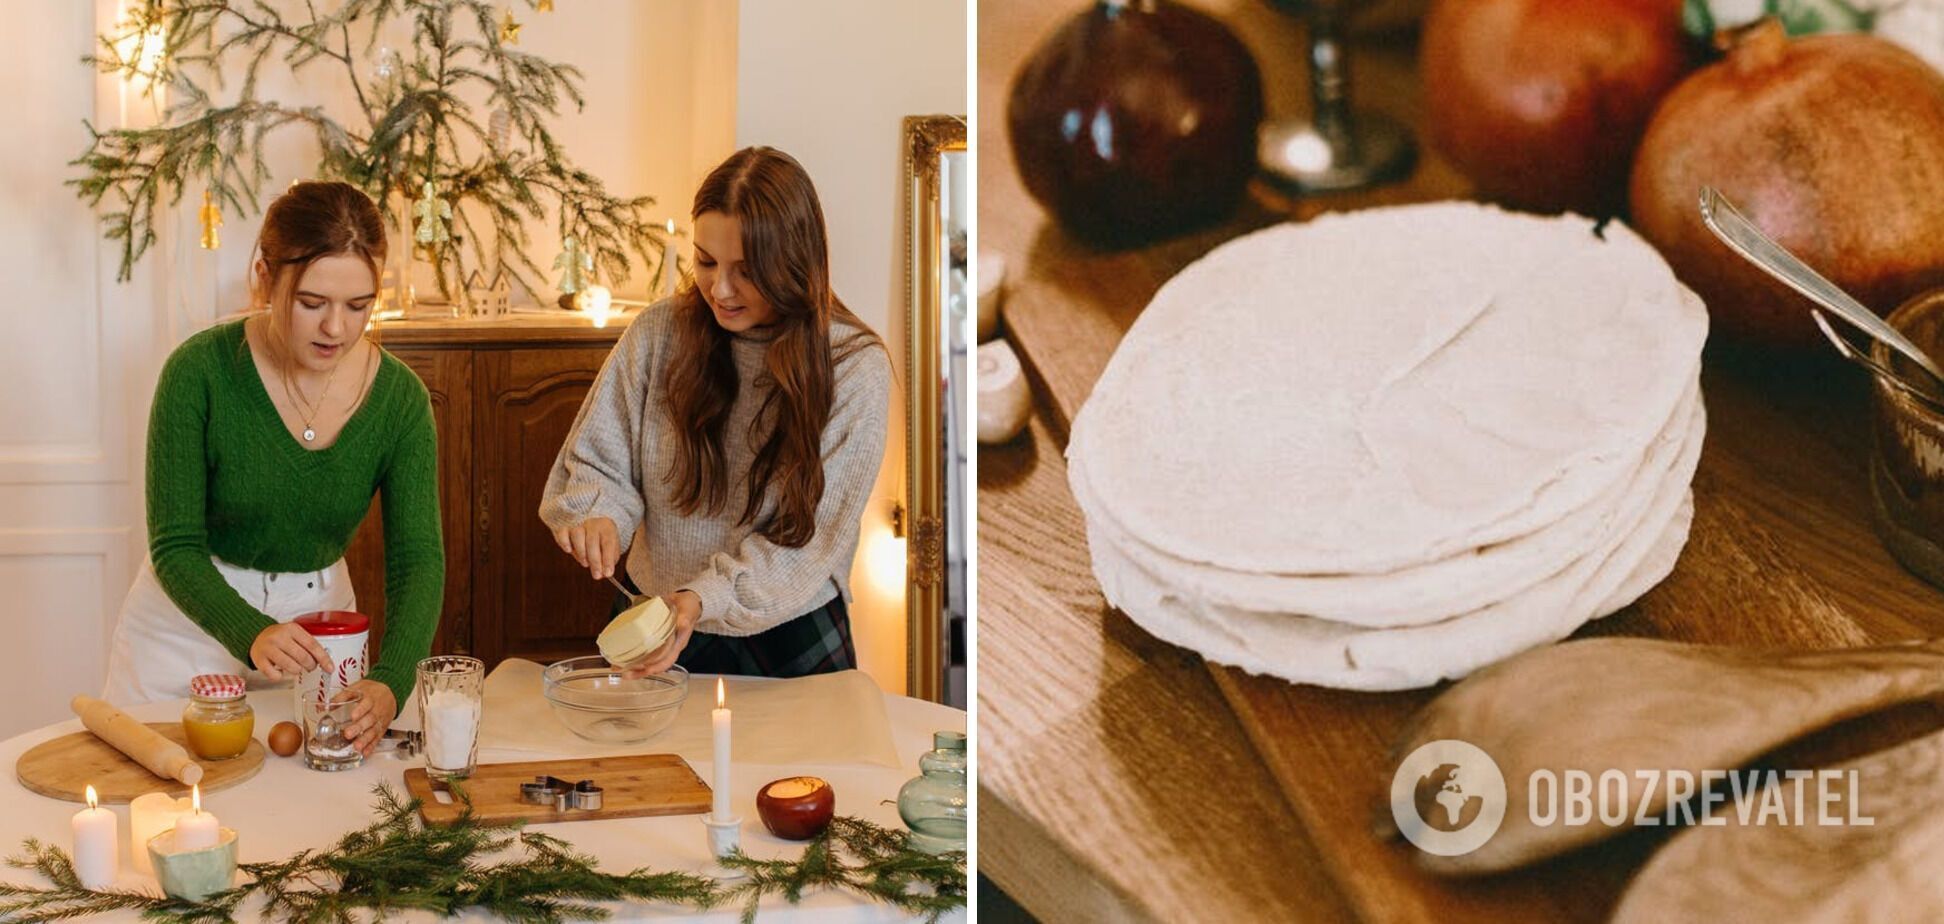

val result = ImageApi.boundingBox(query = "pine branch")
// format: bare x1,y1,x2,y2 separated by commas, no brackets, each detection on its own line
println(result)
0,838,219,922
718,818,969,924
74,0,670,303
3,784,962,923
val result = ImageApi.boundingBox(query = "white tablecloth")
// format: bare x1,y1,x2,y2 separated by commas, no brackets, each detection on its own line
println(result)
0,677,966,922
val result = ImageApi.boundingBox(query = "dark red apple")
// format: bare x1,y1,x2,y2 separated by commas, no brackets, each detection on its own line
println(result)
756,777,835,840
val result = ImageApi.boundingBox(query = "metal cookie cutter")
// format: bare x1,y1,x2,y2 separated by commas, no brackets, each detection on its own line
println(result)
519,776,602,811
379,729,422,759
520,777,568,809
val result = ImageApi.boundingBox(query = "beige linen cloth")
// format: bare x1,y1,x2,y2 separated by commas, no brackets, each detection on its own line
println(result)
476,660,902,768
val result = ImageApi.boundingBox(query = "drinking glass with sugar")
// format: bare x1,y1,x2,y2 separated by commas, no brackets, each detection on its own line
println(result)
415,657,485,780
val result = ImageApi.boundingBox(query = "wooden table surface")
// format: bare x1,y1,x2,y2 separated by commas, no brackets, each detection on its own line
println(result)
974,2,1944,921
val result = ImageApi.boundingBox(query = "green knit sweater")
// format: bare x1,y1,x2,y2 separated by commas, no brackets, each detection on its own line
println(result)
146,319,444,707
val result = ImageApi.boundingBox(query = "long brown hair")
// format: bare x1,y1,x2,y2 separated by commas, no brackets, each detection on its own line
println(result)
663,147,880,548
248,181,387,372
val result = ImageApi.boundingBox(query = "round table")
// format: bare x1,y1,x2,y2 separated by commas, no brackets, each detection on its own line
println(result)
0,679,965,922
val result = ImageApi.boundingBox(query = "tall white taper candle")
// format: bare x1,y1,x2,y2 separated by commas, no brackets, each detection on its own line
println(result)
711,678,731,821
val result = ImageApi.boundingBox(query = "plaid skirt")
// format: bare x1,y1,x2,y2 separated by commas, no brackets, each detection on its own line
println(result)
608,580,856,678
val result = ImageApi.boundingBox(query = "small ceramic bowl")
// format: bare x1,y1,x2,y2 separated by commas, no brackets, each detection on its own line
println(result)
1869,289,1944,588
146,827,238,902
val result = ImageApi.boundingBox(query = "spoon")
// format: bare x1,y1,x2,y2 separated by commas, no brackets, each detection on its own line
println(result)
311,713,346,750
1698,186,1944,406
1613,723,1944,922
1380,635,1944,875
606,574,638,602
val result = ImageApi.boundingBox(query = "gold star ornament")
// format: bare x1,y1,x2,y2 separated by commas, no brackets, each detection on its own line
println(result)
499,9,521,44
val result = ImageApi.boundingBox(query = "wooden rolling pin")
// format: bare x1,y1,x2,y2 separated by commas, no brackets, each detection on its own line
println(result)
70,695,203,786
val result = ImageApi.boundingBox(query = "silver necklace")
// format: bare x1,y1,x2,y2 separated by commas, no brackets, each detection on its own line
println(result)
283,359,343,442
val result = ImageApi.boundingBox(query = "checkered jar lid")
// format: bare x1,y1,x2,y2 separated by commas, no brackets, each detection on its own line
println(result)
188,673,246,700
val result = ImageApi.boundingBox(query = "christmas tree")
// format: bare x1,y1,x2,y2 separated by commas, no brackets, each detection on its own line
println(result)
70,0,674,309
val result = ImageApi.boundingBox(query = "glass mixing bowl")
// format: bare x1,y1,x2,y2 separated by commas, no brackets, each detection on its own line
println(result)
541,657,688,744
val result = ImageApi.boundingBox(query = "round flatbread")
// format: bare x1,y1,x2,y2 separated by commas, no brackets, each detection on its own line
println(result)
1070,204,1708,576
1085,396,1704,690
1069,378,1699,626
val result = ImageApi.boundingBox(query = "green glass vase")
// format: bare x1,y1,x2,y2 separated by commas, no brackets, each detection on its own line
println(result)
897,730,968,854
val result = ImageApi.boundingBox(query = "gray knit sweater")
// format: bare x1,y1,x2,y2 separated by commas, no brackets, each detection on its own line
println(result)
539,300,892,636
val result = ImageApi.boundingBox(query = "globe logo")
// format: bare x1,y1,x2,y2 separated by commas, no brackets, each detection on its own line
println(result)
1414,763,1485,832
1389,740,1506,856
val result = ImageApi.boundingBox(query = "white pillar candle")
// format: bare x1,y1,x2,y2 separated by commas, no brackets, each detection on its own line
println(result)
173,785,219,851
71,785,117,889
423,689,479,771
711,679,731,821
659,220,680,298
129,792,191,875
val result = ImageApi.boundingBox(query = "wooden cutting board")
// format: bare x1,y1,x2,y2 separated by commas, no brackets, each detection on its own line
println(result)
403,754,712,826
997,210,1944,924
16,723,266,804
977,2,1944,919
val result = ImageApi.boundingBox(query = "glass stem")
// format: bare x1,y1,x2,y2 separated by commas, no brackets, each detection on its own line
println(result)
1307,7,1358,157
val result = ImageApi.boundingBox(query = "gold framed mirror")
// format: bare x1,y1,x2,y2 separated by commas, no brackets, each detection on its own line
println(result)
903,114,967,705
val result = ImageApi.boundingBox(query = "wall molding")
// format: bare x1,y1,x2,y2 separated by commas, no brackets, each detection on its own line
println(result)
0,527,135,680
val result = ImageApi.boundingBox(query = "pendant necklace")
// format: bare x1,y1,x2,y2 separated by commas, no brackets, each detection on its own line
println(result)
284,355,345,443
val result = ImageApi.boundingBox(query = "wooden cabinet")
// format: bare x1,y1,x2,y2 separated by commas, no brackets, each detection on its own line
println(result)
343,316,625,673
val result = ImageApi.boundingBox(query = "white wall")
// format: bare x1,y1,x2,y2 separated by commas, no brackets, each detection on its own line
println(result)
0,0,161,737
735,0,969,695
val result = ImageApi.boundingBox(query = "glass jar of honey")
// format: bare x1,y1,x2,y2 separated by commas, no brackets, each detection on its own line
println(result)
182,674,254,760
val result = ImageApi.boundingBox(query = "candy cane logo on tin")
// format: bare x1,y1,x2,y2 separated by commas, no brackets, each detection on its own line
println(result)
1389,739,1507,856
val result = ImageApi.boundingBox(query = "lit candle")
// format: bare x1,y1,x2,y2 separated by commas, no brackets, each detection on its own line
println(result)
71,785,117,888
172,785,219,851
129,792,191,875
578,284,612,328
659,220,680,298
712,679,731,820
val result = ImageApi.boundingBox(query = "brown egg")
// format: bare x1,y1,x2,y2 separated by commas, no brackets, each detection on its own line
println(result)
267,721,302,757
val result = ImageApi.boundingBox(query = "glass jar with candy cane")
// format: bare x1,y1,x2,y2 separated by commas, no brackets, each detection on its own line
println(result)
290,611,370,714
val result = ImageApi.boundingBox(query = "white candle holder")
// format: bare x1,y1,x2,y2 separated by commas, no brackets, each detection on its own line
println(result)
702,814,746,881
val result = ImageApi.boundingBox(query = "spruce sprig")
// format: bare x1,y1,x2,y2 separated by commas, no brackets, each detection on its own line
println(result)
0,784,964,922
718,818,967,924
73,0,672,306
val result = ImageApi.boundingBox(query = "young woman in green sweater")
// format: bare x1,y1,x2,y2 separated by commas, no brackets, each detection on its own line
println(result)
103,181,444,757
541,147,891,679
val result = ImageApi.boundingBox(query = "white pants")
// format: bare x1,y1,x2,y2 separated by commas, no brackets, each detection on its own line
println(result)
102,556,355,706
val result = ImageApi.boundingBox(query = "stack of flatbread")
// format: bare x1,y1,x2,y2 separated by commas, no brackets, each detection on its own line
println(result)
1067,203,1709,691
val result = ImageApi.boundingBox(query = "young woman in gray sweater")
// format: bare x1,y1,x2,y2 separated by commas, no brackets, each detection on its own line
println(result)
540,147,892,678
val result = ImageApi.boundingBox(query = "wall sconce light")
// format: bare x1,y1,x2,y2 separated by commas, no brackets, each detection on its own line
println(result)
115,12,168,87
868,521,908,592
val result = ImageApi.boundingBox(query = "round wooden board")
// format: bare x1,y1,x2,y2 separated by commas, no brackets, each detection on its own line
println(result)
15,722,267,804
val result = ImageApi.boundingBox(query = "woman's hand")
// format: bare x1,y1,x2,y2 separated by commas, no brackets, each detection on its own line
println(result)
552,516,622,580
622,590,700,678
339,679,397,757
250,623,332,681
